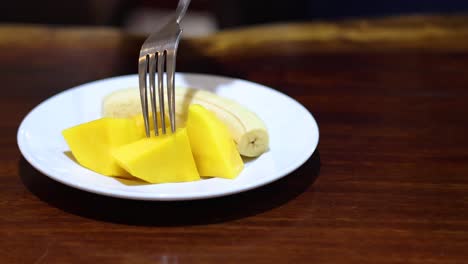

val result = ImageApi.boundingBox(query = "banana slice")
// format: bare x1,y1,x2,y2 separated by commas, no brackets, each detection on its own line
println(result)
102,87,269,157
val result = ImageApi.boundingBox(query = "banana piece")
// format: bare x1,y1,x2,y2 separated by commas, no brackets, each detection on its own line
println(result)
102,87,269,157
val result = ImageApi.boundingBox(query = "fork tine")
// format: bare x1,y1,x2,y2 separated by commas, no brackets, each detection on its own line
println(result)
157,51,166,134
148,53,158,136
138,55,150,137
166,49,176,133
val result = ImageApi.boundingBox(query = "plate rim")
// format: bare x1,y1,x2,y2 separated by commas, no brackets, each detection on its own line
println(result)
17,72,320,201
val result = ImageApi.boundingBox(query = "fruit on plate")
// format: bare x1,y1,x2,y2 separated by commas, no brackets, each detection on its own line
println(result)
102,87,269,157
63,103,246,183
112,128,200,184
132,112,170,135
62,117,142,176
186,104,244,179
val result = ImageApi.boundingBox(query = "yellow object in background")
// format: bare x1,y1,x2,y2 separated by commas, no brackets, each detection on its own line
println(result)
186,104,244,179
112,128,200,184
102,87,269,157
62,117,143,176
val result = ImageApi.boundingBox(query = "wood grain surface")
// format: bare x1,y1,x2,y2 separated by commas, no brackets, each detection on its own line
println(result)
1,16,468,263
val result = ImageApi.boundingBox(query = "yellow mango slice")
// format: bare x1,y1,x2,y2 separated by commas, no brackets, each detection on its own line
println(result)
112,128,200,184
132,112,171,137
62,117,143,176
186,104,244,179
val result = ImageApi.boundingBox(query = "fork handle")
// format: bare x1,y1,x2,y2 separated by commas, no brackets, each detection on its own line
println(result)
175,0,191,24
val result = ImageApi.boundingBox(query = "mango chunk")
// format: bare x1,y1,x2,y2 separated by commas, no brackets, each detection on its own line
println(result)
112,128,200,184
186,104,244,179
62,117,143,176
132,113,171,137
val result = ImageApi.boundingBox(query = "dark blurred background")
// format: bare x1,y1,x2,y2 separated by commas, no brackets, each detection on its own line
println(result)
1,0,467,36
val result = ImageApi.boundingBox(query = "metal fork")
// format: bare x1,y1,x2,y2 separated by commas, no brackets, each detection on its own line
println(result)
138,0,191,137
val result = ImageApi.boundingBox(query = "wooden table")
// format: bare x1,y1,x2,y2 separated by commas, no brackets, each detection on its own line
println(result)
2,15,468,263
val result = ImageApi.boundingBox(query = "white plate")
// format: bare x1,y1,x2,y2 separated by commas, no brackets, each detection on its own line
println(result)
17,73,319,201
